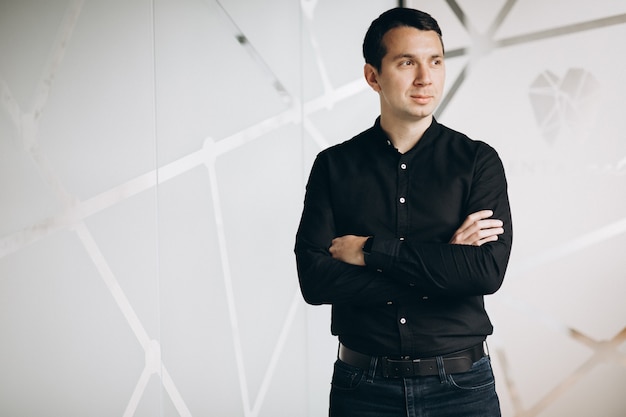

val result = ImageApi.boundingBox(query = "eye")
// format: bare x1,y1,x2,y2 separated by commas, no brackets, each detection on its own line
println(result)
400,60,413,66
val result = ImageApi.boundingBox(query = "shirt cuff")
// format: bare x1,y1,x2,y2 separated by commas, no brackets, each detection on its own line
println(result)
363,237,399,272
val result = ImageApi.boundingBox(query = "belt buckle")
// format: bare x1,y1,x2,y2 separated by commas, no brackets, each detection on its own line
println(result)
382,357,419,378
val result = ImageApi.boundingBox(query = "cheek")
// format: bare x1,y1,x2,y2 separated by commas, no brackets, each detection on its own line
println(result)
434,74,446,91
439,68,446,87
389,76,412,92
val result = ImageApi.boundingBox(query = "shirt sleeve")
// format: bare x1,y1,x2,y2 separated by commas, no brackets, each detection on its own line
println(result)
364,145,513,296
294,153,416,306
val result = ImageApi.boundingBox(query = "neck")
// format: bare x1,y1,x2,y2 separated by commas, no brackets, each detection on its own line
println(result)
379,114,433,154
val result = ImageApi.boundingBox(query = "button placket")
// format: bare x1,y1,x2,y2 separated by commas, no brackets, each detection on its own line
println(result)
397,156,410,238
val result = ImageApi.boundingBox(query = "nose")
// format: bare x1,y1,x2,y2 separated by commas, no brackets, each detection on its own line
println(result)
413,64,432,86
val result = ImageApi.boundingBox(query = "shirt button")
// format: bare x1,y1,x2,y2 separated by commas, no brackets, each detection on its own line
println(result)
399,197,406,204
387,301,393,305
400,318,407,325
400,163,407,170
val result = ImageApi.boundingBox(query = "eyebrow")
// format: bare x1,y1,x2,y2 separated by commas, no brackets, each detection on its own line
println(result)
391,53,444,61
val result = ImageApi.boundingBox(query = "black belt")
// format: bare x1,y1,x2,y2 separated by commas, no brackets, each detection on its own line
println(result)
338,343,485,378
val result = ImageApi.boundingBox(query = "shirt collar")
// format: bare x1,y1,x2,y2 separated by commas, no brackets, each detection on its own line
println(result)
372,116,441,153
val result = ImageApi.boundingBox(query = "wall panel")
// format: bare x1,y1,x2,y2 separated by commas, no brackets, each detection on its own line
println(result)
1,1,624,416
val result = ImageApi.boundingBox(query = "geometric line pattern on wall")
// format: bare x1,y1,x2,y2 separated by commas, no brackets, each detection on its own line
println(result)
0,2,363,415
519,328,626,417
410,1,626,415
437,1,626,117
0,1,190,416
2,0,626,415
528,68,601,144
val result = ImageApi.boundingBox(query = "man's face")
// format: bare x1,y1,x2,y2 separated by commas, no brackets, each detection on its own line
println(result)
366,26,445,123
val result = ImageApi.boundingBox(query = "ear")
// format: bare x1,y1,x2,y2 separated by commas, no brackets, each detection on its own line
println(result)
364,63,381,92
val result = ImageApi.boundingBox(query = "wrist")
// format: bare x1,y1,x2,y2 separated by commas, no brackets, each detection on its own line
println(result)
362,236,374,259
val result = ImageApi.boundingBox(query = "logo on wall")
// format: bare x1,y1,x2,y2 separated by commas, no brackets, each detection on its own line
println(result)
529,68,601,144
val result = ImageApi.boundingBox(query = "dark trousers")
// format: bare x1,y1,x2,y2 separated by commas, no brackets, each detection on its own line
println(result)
329,355,501,417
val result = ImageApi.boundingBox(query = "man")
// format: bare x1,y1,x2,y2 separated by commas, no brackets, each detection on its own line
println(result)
295,7,512,417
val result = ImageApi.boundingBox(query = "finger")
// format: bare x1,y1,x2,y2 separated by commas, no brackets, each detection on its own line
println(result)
475,209,494,217
457,226,503,245
457,210,495,233
477,219,503,230
458,220,502,242
475,234,499,246
477,227,504,239
474,227,504,245
468,209,494,222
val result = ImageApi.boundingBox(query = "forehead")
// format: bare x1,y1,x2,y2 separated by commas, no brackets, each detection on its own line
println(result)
381,26,443,58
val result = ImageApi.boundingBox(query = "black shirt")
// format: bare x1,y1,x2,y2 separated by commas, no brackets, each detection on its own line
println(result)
295,117,512,357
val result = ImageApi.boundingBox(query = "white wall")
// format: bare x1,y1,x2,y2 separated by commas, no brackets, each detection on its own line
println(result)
0,0,625,416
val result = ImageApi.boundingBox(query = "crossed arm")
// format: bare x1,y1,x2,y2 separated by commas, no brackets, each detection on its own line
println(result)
296,144,512,304
330,210,504,266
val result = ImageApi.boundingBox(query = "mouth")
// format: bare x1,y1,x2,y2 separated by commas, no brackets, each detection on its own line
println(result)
410,94,433,104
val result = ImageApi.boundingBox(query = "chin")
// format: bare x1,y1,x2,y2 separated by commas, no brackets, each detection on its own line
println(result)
408,110,435,119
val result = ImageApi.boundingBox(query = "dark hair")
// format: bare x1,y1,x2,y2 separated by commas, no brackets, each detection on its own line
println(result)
363,7,444,71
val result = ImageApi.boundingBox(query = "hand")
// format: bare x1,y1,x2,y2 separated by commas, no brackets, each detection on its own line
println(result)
449,210,504,246
329,235,369,266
